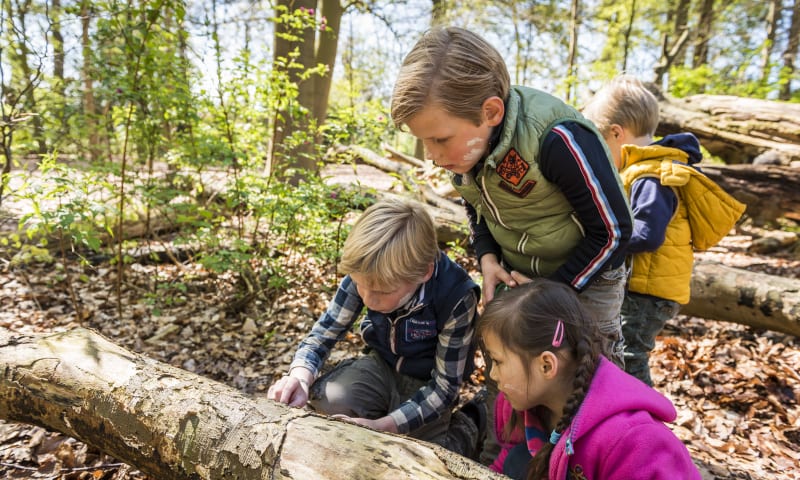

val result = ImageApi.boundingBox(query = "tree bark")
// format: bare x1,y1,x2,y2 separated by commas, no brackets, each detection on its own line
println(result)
270,0,319,181
780,0,800,101
0,327,502,480
312,0,344,126
691,0,714,72
683,261,800,338
761,0,780,85
325,145,468,244
654,91,800,164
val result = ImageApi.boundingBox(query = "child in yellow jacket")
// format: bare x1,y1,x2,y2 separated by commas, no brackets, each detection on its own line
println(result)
583,75,745,385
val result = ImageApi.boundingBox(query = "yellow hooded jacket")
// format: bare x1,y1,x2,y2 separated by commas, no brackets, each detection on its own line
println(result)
619,145,746,304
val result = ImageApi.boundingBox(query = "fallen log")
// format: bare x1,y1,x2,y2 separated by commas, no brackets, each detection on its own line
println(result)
324,145,469,244
654,92,800,165
683,261,800,338
0,327,501,480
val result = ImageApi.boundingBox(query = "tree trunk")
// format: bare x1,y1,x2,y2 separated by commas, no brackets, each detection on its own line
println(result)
683,261,800,338
761,0,780,85
80,0,99,162
695,164,800,225
325,145,468,244
620,0,636,74
564,0,580,103
653,0,691,84
781,0,800,100
691,0,714,74
312,0,343,126
654,91,800,164
50,0,67,136
270,0,319,182
0,327,502,480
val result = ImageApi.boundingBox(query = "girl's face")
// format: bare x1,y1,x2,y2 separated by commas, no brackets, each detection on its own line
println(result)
483,331,551,412
405,98,503,175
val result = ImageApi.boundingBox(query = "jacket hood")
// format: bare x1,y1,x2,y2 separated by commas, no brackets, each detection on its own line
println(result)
560,357,676,453
654,133,702,165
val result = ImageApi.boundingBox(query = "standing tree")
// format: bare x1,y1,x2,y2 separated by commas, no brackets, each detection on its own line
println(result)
760,0,780,86
79,0,100,162
0,0,46,203
270,0,347,183
654,0,692,85
565,0,580,103
691,0,714,77
781,0,800,100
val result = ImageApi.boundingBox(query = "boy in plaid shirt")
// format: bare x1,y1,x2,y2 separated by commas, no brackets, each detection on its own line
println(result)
268,198,483,457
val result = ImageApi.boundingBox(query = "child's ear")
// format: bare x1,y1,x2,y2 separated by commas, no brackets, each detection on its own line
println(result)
482,96,505,126
421,262,434,283
539,351,560,380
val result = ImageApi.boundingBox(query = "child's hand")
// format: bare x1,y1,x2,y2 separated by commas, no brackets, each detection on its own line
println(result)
267,369,312,408
509,270,533,285
480,254,516,303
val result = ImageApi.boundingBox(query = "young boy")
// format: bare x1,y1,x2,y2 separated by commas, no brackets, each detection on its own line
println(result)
267,198,483,457
391,26,633,365
582,75,746,385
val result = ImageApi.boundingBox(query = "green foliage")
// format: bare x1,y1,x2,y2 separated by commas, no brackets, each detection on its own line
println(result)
10,155,113,259
668,65,775,99
323,100,393,152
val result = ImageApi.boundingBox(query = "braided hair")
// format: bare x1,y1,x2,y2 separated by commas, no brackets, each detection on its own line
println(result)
475,278,604,480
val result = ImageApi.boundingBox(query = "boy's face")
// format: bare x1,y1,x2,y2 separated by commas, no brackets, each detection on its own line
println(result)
405,98,504,175
350,267,432,314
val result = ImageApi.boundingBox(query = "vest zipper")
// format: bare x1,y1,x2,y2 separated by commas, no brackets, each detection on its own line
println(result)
389,306,422,372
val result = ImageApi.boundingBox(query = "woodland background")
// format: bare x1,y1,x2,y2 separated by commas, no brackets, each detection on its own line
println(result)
1,0,799,479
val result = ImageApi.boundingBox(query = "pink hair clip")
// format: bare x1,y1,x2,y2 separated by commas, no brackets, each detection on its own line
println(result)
552,319,565,348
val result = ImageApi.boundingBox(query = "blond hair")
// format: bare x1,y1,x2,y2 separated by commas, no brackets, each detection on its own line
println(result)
391,26,510,129
338,198,439,289
582,75,659,138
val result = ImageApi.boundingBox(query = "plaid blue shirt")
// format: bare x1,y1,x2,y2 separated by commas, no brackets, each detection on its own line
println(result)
290,272,478,434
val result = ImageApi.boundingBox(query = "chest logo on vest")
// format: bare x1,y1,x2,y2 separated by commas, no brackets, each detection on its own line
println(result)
497,148,536,197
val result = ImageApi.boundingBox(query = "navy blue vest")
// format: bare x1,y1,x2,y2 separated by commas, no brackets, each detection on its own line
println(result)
360,253,480,380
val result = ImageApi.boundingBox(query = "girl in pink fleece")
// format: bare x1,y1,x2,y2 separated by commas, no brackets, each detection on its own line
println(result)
478,278,701,480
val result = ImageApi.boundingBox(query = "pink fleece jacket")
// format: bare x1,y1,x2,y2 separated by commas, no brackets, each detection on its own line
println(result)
491,357,701,479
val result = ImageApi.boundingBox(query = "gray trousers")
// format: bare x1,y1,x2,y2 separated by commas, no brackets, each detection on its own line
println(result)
620,292,680,386
309,349,478,457
578,264,628,367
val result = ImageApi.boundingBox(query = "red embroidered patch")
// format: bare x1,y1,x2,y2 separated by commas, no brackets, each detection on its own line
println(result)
496,148,529,186
498,179,536,198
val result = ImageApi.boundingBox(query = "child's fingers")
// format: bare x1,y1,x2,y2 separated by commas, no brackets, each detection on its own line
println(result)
509,270,532,285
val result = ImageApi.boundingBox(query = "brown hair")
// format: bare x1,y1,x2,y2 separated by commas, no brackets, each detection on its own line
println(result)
582,74,659,138
476,278,603,480
391,26,510,129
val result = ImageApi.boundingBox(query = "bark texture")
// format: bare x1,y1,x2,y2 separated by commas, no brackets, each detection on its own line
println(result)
654,92,800,165
683,261,800,337
0,327,502,480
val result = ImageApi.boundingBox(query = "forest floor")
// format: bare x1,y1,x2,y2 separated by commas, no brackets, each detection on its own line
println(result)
0,214,799,479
